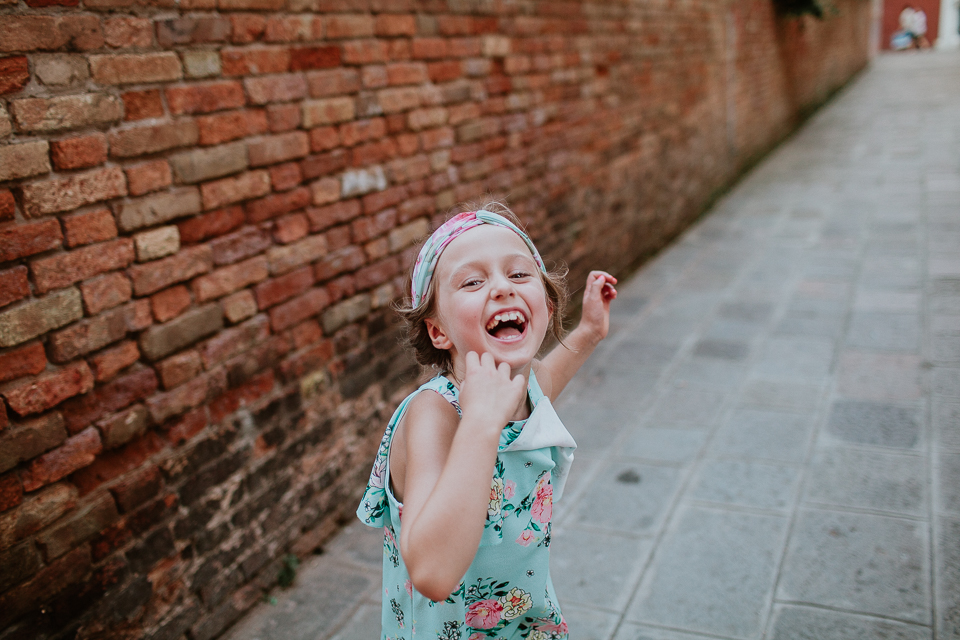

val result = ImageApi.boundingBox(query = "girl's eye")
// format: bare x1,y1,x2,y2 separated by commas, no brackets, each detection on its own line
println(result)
461,279,482,288
510,272,530,279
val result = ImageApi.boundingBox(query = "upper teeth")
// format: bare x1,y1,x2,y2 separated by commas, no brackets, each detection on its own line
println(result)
486,311,526,331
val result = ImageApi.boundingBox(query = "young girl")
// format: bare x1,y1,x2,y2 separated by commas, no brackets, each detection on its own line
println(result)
357,205,617,639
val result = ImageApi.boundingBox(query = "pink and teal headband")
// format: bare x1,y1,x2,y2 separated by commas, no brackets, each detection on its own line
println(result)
410,210,546,308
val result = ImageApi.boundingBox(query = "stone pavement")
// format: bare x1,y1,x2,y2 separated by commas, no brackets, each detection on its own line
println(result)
223,51,960,640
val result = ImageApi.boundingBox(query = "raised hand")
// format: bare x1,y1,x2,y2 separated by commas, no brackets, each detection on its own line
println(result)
580,270,617,344
458,351,527,434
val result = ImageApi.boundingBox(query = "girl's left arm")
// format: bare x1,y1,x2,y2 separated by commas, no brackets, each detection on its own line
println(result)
538,270,617,401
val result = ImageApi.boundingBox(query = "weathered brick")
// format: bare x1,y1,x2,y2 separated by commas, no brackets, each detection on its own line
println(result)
0,341,46,385
0,56,29,96
109,120,199,159
68,430,163,496
269,162,303,191
361,64,388,89
246,186,311,224
134,226,181,262
145,367,226,424
313,245,365,281
362,185,406,215
126,160,173,196
21,427,102,492
0,481,75,551
121,89,164,121
0,141,51,182
97,404,149,450
376,86,420,114
254,266,313,310
166,81,246,115
193,256,269,302
109,463,161,513
36,492,118,560
90,52,182,85
89,340,140,382
1,362,93,417
290,46,341,71
50,134,108,171
177,206,244,244
272,212,309,244
156,350,202,389
150,285,192,323
11,94,123,134
169,142,248,186
0,544,91,629
201,170,271,210
321,292,370,334
0,267,29,310
198,314,268,368
376,14,416,37
269,287,330,332
267,102,301,131
221,46,290,76
128,245,213,297
309,126,340,152
63,208,118,248
0,473,23,512
302,97,355,127
183,50,223,79
47,301,140,362
156,16,231,48
0,288,82,348
244,74,307,105
0,190,14,221
116,187,203,232
103,16,153,49
311,177,341,205
196,109,268,146
326,14,374,39
60,366,157,434
305,68,359,97
33,54,89,88
248,131,309,167
266,234,328,275
342,39,389,65
0,15,104,53
20,166,127,218
263,15,320,43
0,105,9,139
222,290,258,324
79,272,132,315
139,303,224,362
30,238,133,295
305,199,361,232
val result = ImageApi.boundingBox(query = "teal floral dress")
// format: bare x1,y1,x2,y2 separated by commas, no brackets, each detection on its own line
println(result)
357,371,577,640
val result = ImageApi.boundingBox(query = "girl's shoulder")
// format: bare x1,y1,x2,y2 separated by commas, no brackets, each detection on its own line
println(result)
399,376,461,436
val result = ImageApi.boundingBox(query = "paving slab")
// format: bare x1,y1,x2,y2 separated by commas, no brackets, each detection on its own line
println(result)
803,447,926,516
935,517,960,640
766,605,931,640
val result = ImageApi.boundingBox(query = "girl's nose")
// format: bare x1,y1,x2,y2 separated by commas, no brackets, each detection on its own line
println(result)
489,273,515,298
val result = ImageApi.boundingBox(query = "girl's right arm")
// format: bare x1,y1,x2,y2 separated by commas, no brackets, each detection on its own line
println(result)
397,352,526,601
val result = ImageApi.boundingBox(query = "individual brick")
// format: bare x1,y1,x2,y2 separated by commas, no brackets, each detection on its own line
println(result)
11,94,122,134
244,74,307,105
312,245,365,282
245,186,311,224
221,46,291,76
0,141,51,182
59,365,157,434
200,170,271,210
156,350,202,389
302,97,355,127
125,160,172,196
121,89,164,121
103,16,153,49
196,109,268,146
0,266,30,310
62,208,118,248
20,167,127,218
108,120,199,159
145,367,225,424
290,46,341,71
0,413,67,475
263,15,320,43
0,473,23,512
267,102,301,132
376,14,416,37
311,177,340,205
89,340,140,382
308,126,340,152
0,190,14,221
90,52,182,85
176,206,244,244
268,287,330,332
269,162,302,191
0,482,77,555
266,234,327,275
248,131,309,167
0,105,9,139
108,462,161,513
36,492,118,561
192,256,269,303
253,266,313,309
0,287,83,348
46,301,140,362
79,272,133,315
207,226,270,266
127,245,213,297
1,361,94,417
305,199,361,232
272,213,309,244
198,314,268,368
115,187,202,232
20,427,102,492
321,292,371,334
389,218,429,252
0,545,91,630
342,39,388,65
165,81,246,115
134,227,181,262
305,68,359,97
0,56,29,96
150,285,191,323
0,341,47,385
220,0,284,10
30,238,134,295
50,134,109,171
183,50,222,79
139,303,223,362
33,54,89,88
222,290,257,324
155,16,231,48
0,15,104,53
168,142,248,185
96,404,149,450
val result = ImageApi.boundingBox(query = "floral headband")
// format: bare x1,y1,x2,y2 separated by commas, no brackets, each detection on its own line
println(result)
410,210,546,308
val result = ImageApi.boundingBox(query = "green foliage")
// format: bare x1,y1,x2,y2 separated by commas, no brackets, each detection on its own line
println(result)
773,0,825,18
278,553,300,588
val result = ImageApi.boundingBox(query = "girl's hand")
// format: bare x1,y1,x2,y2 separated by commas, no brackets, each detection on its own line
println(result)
458,351,527,434
580,270,617,344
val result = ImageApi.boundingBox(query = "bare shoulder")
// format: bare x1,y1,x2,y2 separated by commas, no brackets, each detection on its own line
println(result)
389,389,460,502
531,358,554,399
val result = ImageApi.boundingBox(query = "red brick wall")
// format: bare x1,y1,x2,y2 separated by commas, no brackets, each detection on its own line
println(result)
0,1,869,638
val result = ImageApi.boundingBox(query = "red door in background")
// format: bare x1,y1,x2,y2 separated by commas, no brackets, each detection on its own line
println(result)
882,0,941,49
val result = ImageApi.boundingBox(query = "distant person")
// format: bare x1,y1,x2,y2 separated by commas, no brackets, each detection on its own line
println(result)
357,202,617,638
911,7,930,48
893,5,917,50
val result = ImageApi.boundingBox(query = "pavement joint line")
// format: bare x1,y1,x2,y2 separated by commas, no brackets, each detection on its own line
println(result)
769,600,935,629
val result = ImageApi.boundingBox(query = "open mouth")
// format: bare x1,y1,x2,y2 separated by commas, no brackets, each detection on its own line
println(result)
485,310,527,340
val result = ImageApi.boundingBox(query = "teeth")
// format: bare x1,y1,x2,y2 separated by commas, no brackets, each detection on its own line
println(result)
485,311,527,331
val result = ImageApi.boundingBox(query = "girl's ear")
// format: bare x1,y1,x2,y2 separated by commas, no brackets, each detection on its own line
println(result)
424,317,453,351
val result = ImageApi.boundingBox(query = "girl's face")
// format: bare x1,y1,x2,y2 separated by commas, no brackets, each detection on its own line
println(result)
426,225,551,380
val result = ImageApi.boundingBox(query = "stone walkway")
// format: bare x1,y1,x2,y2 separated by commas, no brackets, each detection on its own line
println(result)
223,51,960,640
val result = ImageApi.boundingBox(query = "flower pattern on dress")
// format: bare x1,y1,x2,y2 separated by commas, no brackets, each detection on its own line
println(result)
499,587,533,620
